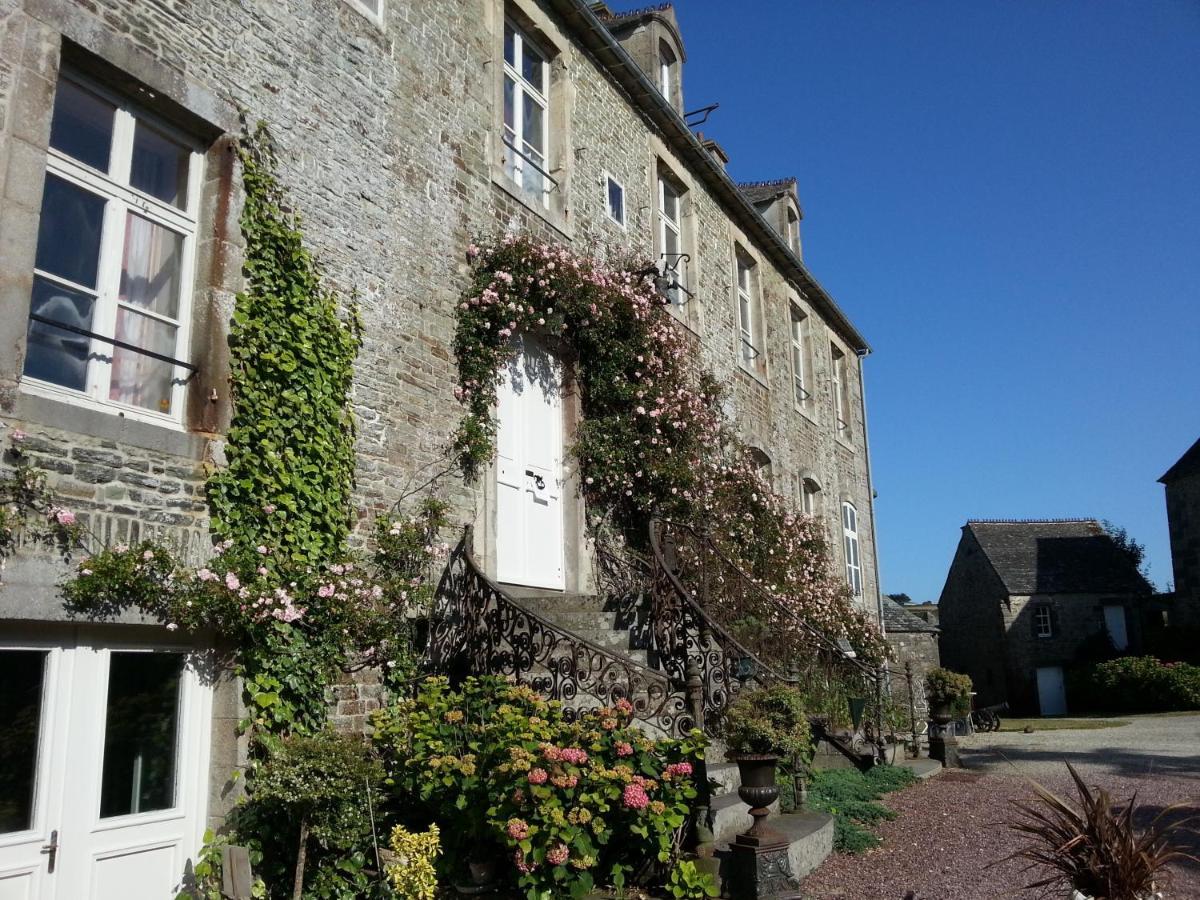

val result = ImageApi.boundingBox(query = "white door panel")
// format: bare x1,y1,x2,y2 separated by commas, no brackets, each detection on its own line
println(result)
496,340,565,590
0,630,210,899
1036,666,1067,716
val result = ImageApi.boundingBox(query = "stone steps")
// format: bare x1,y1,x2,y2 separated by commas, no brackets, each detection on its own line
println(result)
714,811,835,886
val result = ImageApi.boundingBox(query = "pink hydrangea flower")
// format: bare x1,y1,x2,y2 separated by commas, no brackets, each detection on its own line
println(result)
528,768,548,785
506,818,530,840
546,844,569,866
622,783,649,810
615,742,634,757
560,748,588,765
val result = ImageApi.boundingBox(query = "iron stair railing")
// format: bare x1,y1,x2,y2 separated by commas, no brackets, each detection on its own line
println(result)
428,527,695,737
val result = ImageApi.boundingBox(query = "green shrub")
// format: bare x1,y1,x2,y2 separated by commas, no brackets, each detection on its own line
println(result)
721,684,813,760
372,676,705,899
1068,656,1200,713
233,731,386,899
806,766,916,854
924,667,973,712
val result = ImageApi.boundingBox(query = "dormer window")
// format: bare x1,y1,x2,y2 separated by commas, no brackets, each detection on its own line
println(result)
658,41,676,103
786,207,801,256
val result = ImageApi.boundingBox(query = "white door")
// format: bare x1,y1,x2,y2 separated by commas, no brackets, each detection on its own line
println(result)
1035,665,1068,716
0,629,212,900
496,340,565,590
1103,605,1129,651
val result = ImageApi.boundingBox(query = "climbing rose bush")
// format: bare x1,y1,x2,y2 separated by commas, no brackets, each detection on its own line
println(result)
453,236,884,662
61,499,451,685
372,676,705,899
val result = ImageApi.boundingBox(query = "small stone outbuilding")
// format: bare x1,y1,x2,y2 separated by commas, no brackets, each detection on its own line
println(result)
882,597,940,694
937,519,1153,714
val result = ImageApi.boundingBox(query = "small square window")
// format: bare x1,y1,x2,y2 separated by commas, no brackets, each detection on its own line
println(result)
604,175,625,227
1034,606,1053,638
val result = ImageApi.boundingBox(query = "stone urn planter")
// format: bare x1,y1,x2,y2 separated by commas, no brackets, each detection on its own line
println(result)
733,753,781,840
929,702,955,726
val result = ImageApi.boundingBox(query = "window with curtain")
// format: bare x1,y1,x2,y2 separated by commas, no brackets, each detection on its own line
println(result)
23,71,200,422
842,501,862,596
503,18,551,208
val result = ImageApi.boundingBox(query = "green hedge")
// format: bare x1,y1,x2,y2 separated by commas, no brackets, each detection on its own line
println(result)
1068,656,1200,713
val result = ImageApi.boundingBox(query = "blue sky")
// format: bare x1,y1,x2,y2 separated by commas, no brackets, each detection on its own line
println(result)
665,1,1200,600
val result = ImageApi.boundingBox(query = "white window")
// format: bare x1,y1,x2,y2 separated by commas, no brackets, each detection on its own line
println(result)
786,207,801,255
604,174,625,227
789,305,811,408
23,72,202,424
831,343,849,433
658,42,676,100
1034,605,1053,638
656,170,687,305
800,478,820,516
842,501,862,597
503,18,551,208
343,0,383,23
736,254,761,370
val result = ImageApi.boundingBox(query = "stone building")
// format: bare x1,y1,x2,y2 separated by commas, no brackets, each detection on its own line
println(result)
1160,436,1200,627
880,596,940,698
937,519,1153,714
0,0,884,892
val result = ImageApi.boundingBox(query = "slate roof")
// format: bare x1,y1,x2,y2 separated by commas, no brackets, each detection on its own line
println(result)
1160,437,1200,484
966,519,1152,596
737,178,798,205
882,597,938,634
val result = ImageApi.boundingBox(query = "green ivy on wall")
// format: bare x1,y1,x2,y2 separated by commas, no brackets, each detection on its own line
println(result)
206,121,361,568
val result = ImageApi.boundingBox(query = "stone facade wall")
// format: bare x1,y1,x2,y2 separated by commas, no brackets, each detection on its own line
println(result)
936,529,1011,707
0,0,883,613
1164,471,1200,626
1000,592,1145,713
885,631,940,701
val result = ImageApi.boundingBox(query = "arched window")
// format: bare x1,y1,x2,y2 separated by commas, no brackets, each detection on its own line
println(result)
842,501,862,597
748,447,772,488
800,477,821,517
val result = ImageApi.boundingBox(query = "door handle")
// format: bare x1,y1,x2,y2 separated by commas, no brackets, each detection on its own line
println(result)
525,469,546,491
41,829,58,873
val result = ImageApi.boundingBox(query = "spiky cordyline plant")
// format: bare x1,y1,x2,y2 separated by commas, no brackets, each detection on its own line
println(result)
1002,763,1196,899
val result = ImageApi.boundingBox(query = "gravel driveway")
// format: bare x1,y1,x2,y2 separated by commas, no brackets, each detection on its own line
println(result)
799,713,1200,899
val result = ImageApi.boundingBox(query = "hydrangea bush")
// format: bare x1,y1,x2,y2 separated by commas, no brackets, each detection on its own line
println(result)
372,676,705,900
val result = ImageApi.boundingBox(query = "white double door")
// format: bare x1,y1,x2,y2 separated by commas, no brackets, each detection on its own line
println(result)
496,340,565,590
0,627,212,900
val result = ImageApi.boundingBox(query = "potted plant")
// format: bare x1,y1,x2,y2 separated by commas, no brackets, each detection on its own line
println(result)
722,684,812,836
924,667,972,725
1001,762,1194,899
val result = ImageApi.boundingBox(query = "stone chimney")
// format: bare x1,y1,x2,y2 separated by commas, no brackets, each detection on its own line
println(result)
696,132,728,171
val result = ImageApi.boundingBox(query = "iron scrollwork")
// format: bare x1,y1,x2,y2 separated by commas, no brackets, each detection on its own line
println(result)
429,529,694,737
